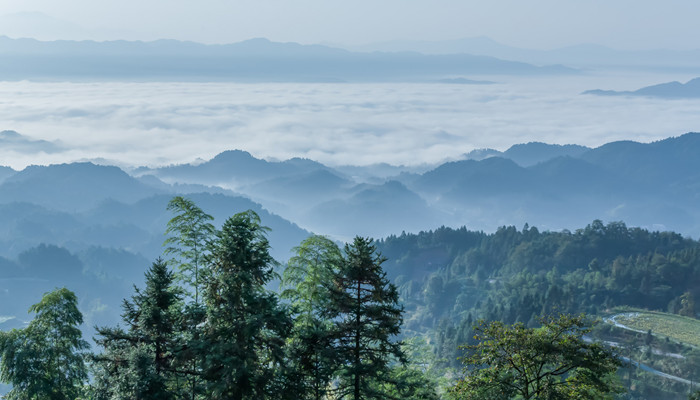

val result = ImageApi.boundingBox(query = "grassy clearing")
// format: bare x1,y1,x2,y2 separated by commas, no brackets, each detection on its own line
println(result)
611,310,700,347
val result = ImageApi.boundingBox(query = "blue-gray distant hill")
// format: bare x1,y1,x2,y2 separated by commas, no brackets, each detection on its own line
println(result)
583,77,700,98
463,142,591,167
3,131,700,348
0,36,574,82
137,133,700,240
0,130,62,153
350,36,700,71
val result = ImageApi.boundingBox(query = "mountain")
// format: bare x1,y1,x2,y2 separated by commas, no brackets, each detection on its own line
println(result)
131,133,700,239
146,150,337,188
0,36,575,82
584,77,700,98
305,180,447,239
0,130,62,153
502,142,591,167
245,169,352,206
350,37,700,70
0,162,162,212
580,133,700,186
463,142,591,167
0,166,15,184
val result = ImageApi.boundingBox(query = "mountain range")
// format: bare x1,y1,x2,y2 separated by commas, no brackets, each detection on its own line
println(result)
1,131,699,346
584,77,700,98
346,36,700,71
0,36,573,82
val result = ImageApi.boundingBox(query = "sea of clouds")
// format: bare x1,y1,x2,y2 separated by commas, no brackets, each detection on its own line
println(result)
1,72,699,170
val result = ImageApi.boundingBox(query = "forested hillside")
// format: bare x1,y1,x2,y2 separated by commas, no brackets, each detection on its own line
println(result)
377,220,700,398
1,195,699,398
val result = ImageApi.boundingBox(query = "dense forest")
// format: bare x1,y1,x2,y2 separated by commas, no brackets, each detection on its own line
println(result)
1,198,699,399
376,220,700,398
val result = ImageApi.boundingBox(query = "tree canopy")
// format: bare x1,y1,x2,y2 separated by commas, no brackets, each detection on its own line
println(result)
449,314,622,400
0,288,88,400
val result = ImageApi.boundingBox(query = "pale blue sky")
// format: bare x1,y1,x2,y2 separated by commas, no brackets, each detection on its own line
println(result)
0,0,697,50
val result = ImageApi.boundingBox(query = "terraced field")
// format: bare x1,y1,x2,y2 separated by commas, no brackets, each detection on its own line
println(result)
607,311,700,347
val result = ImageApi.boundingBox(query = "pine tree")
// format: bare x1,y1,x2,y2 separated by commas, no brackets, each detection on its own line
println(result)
0,288,88,400
200,210,291,400
327,236,405,400
92,259,184,400
281,235,343,400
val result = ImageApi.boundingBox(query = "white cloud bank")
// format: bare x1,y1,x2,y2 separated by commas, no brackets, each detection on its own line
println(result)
0,73,699,170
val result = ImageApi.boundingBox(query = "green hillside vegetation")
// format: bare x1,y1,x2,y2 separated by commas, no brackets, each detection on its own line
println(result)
3,197,700,399
375,221,700,399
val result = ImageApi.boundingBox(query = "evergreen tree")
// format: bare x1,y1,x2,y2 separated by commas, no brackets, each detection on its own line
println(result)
281,235,343,400
328,236,405,400
92,259,184,400
0,288,88,400
164,195,215,304
200,210,291,400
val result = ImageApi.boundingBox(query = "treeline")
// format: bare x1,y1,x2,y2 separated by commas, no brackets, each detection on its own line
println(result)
0,197,437,400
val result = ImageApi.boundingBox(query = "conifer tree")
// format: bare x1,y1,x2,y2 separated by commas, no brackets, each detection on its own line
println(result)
200,210,291,400
0,288,88,400
92,259,184,400
327,236,405,400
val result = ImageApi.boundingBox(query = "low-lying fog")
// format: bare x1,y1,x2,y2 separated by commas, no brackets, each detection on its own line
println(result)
1,71,699,169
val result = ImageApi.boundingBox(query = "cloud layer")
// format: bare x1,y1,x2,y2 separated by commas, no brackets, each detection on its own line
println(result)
0,73,699,170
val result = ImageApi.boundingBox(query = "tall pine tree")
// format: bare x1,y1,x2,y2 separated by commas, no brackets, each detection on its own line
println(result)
328,237,405,400
92,259,184,400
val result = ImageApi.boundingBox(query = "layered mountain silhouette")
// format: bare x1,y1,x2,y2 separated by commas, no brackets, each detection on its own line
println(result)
584,77,700,98
1,131,699,342
132,132,700,239
0,130,62,154
350,37,700,70
1,133,699,276
0,36,574,82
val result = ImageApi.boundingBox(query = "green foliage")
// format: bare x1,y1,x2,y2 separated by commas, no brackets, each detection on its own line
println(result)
0,288,88,400
377,366,441,400
164,195,215,304
200,210,291,400
328,236,405,400
92,259,184,399
449,314,622,400
282,235,343,400
375,221,700,374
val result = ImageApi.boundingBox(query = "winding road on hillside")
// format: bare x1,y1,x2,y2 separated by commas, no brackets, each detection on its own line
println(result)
604,313,693,385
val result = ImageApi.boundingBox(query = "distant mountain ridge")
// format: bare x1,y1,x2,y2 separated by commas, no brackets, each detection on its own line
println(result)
583,77,700,98
0,133,699,335
0,36,574,82
348,36,700,70
0,130,62,154
2,132,700,242
464,142,591,167
127,132,700,239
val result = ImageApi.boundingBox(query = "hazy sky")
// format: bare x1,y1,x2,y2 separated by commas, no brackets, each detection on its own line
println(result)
0,0,698,50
